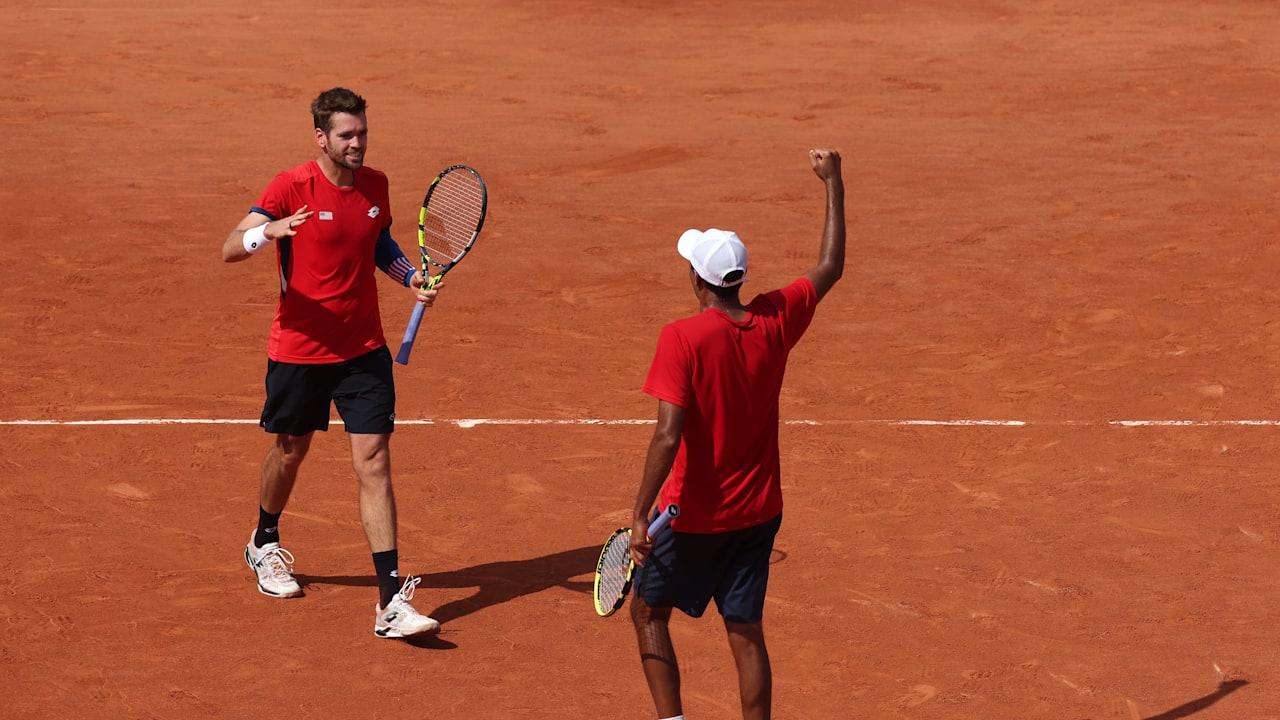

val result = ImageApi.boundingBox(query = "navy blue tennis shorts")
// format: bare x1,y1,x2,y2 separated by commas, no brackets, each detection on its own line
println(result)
260,346,396,436
633,511,782,624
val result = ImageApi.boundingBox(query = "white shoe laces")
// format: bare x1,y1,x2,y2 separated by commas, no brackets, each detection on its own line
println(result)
259,546,297,582
395,575,421,604
379,576,438,634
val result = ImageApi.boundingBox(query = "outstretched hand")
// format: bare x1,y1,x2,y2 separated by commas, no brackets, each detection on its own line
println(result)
266,205,314,241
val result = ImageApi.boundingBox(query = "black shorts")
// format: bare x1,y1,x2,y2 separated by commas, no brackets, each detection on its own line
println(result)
260,346,396,435
633,511,782,624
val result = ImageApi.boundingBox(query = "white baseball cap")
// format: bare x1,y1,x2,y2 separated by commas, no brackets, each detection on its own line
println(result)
677,228,749,287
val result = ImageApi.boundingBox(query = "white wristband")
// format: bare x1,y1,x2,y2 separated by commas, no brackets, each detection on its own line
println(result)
242,224,271,254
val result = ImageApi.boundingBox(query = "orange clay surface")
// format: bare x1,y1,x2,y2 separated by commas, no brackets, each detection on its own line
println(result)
3,1,1280,718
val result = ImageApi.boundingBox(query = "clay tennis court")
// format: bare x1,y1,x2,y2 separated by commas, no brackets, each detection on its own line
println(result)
3,1,1279,717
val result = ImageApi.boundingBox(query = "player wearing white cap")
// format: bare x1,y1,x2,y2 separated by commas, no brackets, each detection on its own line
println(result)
627,148,846,720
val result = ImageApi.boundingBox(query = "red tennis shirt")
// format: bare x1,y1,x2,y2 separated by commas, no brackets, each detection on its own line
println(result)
642,277,820,533
253,161,392,363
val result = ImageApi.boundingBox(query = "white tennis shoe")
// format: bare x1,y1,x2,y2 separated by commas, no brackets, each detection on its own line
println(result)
374,576,440,638
244,534,304,598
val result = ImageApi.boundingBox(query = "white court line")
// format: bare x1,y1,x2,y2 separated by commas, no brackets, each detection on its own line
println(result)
1107,420,1280,427
2,418,1280,427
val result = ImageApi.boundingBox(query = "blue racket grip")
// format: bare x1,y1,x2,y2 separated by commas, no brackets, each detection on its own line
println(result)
646,505,680,540
395,302,426,365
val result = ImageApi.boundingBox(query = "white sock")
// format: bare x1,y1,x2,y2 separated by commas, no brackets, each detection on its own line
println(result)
659,716,686,720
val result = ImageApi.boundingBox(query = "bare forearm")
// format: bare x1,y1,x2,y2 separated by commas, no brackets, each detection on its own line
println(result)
802,148,847,299
222,207,311,263
633,431,679,524
633,400,684,524
222,226,259,263
817,177,846,280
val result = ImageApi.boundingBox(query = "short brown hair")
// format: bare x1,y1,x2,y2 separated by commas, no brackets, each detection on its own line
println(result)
311,87,367,132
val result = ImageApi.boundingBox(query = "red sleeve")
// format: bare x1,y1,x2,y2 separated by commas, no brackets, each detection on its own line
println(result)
250,170,284,219
641,323,691,408
252,171,296,221
757,277,819,350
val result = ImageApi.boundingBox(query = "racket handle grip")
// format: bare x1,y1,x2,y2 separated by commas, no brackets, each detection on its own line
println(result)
646,504,680,539
395,302,427,365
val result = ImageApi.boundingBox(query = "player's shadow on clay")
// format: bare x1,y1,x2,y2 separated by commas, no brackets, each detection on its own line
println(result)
1142,679,1247,720
296,544,598,623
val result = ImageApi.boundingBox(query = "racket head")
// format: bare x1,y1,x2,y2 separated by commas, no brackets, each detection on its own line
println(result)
419,165,487,286
593,527,636,617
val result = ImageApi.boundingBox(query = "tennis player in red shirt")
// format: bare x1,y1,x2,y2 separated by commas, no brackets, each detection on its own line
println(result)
628,148,846,719
222,87,440,639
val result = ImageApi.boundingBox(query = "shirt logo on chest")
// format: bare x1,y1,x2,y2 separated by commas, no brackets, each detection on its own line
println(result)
368,206,381,219
318,211,333,220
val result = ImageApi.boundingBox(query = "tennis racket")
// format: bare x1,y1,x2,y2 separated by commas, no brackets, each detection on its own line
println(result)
593,504,680,617
395,165,487,365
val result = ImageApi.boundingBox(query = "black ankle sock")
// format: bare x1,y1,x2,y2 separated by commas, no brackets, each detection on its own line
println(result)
254,507,282,548
372,549,400,608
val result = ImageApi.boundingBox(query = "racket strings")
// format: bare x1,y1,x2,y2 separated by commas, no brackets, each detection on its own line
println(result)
420,173,485,261
596,531,633,600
